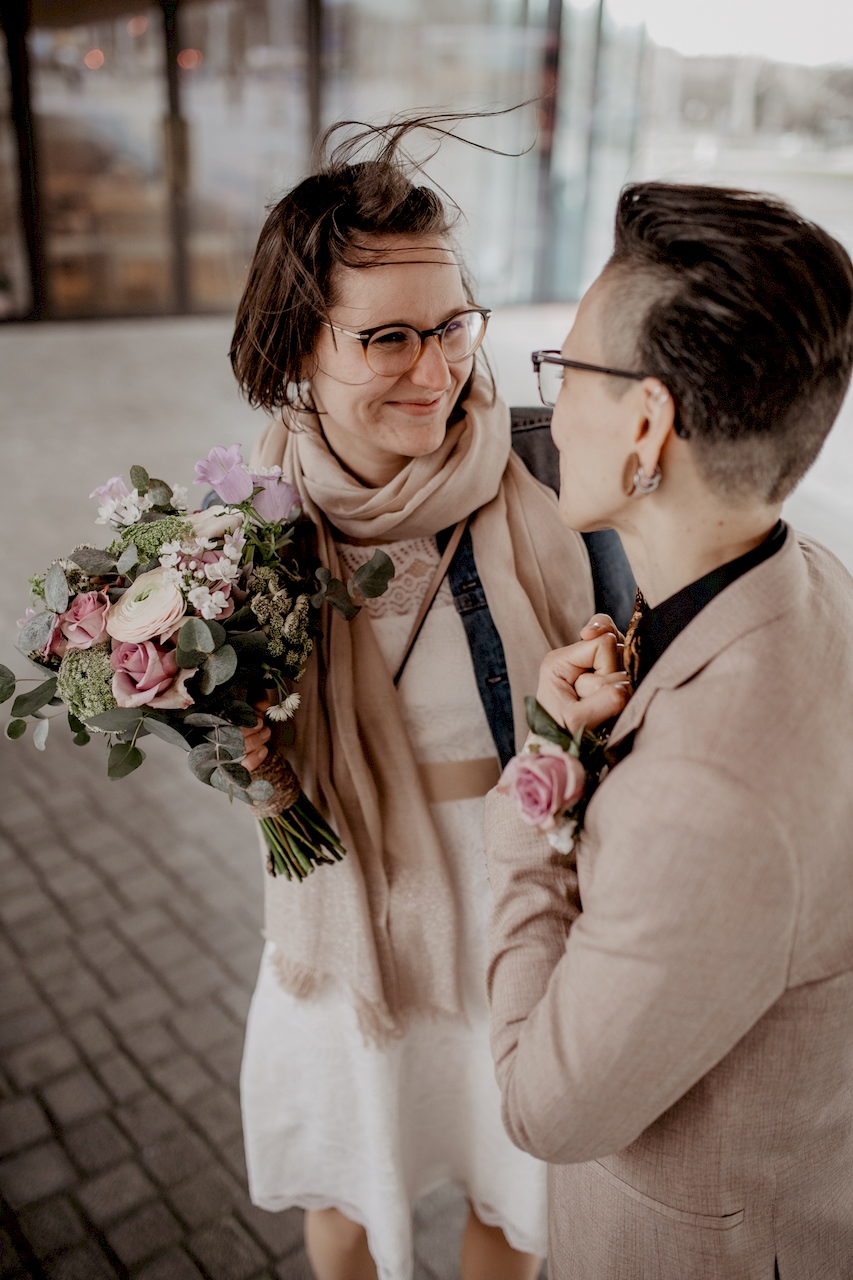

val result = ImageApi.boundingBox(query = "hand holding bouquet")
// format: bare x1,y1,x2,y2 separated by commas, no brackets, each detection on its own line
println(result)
2,446,393,882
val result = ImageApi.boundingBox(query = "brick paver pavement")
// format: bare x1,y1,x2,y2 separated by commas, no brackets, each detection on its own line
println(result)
0,731,464,1280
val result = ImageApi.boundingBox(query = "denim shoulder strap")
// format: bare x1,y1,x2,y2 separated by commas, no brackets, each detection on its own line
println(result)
436,523,516,769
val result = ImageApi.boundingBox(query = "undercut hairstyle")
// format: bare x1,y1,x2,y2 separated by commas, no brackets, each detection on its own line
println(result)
230,114,487,415
604,183,853,503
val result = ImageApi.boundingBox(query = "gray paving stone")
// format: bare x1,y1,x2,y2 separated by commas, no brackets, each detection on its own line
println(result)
120,1022,181,1066
190,1085,242,1145
237,1203,303,1259
77,1158,157,1225
103,986,175,1034
0,1095,51,1157
0,974,37,1022
149,1053,215,1107
63,1114,133,1175
0,1230,27,1279
41,1242,119,1279
7,911,72,956
0,1003,60,1053
0,1140,76,1208
68,1014,116,1061
169,1166,243,1229
36,965,112,1020
169,1004,238,1053
42,1068,111,1126
188,1215,268,1280
135,1248,206,1280
92,1051,148,1103
16,1195,86,1258
140,1128,212,1188
106,1198,184,1267
115,907,175,943
275,1250,314,1280
114,1093,183,1148
5,1033,80,1090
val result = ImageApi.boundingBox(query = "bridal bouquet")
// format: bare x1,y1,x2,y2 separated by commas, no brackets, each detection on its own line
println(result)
496,697,610,860
2,446,392,882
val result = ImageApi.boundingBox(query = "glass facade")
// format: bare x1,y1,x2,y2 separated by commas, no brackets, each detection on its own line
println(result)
28,7,173,316
1,2,851,320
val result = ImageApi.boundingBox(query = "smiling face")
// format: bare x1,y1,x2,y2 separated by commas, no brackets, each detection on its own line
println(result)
308,236,476,484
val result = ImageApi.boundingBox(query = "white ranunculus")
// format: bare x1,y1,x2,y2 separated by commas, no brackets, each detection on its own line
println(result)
185,506,244,541
106,567,187,643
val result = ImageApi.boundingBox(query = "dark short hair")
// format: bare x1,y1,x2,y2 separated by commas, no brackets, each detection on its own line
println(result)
605,182,853,502
230,119,475,415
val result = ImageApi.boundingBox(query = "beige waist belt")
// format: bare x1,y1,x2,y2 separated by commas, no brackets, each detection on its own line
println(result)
418,757,501,805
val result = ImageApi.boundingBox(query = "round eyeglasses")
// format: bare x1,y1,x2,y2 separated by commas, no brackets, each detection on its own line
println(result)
323,308,491,377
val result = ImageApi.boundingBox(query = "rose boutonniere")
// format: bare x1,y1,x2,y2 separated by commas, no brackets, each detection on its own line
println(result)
497,696,610,859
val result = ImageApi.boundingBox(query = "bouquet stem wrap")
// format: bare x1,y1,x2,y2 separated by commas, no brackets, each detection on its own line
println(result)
252,753,345,881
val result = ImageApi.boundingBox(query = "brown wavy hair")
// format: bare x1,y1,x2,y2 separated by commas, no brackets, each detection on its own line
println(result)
229,112,511,416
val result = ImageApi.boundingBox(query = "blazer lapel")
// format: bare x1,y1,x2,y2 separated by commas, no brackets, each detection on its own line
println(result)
606,531,809,760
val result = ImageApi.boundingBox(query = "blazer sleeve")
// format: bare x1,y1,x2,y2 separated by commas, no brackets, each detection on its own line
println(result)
484,754,800,1165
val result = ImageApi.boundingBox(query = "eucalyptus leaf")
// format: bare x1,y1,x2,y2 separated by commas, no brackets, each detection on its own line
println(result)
176,647,206,670
206,620,227,648
148,478,173,507
222,607,256,632
44,563,70,614
68,547,117,574
184,712,229,727
116,544,138,575
179,617,215,654
73,730,91,746
210,767,254,803
524,696,573,751
315,566,332,585
5,719,26,740
310,589,326,609
117,724,149,742
229,632,269,654
68,711,86,732
351,549,395,600
324,578,360,621
87,707,146,732
208,725,246,757
221,699,259,727
129,464,150,494
18,612,57,656
143,717,191,749
138,558,160,575
12,676,58,719
247,779,274,802
32,719,50,751
218,759,252,789
0,665,16,705
200,644,237,695
188,742,219,783
107,742,146,779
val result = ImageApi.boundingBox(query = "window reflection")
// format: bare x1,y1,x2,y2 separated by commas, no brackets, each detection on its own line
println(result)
28,8,171,317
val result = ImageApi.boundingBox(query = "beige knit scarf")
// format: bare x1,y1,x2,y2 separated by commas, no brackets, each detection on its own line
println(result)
250,376,594,1041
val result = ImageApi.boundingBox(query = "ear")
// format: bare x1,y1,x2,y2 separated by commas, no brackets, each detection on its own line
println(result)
634,379,676,470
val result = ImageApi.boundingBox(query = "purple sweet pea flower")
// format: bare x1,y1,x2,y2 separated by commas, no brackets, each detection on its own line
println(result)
89,476,129,503
250,472,301,525
193,444,254,505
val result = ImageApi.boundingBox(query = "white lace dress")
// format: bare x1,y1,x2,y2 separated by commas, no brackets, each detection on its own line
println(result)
240,536,548,1278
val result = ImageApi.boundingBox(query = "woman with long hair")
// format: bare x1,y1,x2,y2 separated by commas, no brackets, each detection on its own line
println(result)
230,120,595,1280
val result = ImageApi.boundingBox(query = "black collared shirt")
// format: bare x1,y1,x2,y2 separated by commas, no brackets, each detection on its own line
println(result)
635,521,788,686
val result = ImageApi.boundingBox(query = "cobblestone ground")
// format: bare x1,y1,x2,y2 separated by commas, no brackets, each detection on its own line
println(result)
0,731,465,1280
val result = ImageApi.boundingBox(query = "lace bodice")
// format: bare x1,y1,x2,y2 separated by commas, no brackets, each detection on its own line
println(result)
336,536,454,618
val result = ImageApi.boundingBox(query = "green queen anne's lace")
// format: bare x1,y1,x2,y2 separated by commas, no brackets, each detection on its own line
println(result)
57,643,117,725
110,515,193,563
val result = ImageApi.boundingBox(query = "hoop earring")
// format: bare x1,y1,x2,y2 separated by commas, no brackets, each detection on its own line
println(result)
633,463,661,496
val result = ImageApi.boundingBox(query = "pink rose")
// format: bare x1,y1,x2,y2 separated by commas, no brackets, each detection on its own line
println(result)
497,750,586,831
110,640,195,709
59,590,110,650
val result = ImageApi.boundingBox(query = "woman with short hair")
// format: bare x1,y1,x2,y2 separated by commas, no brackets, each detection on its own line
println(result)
230,123,595,1280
